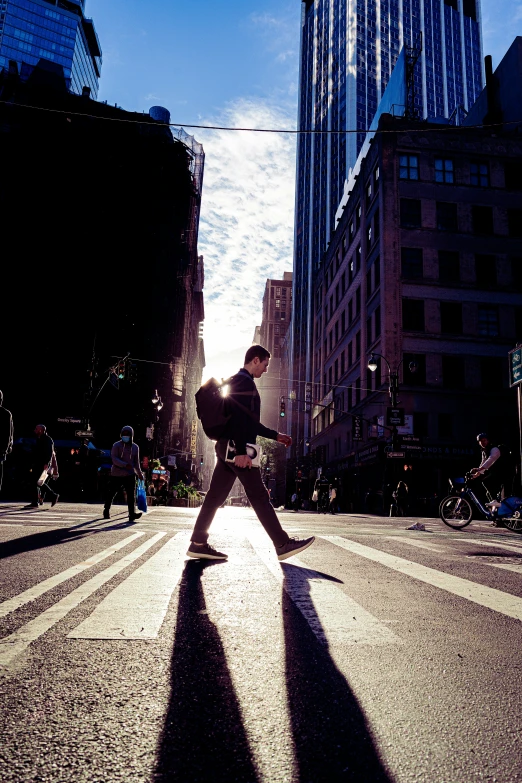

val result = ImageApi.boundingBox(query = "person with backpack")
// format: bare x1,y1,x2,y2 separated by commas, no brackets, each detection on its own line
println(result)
189,344,315,561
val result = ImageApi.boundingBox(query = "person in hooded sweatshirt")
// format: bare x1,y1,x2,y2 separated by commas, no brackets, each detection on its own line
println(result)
103,426,145,521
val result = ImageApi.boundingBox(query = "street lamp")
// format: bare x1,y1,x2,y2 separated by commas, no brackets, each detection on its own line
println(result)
151,390,160,405
367,352,417,408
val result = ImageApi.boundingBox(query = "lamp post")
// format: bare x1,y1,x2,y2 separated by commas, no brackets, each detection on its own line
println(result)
367,352,417,448
150,390,163,458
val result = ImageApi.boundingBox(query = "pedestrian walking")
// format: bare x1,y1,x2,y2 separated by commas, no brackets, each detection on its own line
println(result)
103,426,144,521
188,344,315,561
0,390,13,494
24,424,59,508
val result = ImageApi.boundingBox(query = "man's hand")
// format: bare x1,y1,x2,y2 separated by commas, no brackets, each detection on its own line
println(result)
277,433,292,448
234,455,252,469
470,468,481,478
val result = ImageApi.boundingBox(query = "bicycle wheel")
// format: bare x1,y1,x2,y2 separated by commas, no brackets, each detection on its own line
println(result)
439,495,473,528
503,515,522,533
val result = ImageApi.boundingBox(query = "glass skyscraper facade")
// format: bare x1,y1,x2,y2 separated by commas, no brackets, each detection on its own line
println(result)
0,0,101,97
291,0,483,449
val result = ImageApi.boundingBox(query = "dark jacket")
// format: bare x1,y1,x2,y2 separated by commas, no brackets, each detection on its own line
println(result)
34,432,54,468
0,406,13,458
222,368,278,455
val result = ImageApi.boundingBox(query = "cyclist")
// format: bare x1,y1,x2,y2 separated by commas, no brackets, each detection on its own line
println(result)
470,433,509,525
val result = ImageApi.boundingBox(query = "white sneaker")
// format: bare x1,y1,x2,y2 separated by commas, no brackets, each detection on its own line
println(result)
406,522,426,531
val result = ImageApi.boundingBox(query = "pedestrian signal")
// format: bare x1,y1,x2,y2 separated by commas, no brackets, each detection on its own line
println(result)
117,360,126,380
280,397,286,417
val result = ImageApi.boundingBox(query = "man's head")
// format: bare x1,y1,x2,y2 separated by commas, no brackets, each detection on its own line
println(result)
477,432,490,449
244,344,271,379
35,424,46,438
121,425,134,443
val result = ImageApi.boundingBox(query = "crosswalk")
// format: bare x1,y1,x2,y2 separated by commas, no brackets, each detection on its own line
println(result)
1,523,522,672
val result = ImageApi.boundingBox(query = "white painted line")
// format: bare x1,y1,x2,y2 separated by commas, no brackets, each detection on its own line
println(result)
386,536,447,553
0,532,145,620
247,534,398,647
0,532,165,669
459,539,522,555
0,524,23,528
484,562,522,575
321,536,522,622
69,533,188,639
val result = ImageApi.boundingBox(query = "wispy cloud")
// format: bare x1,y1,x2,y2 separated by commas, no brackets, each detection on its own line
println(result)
195,98,297,381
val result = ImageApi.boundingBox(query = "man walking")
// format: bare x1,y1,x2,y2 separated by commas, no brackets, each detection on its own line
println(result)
25,424,59,508
187,344,315,561
103,425,144,521
0,391,13,493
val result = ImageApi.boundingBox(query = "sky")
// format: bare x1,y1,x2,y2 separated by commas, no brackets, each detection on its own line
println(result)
87,0,521,381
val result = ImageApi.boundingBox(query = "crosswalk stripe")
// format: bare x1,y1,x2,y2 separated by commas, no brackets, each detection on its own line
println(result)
386,536,447,553
0,532,165,669
322,535,522,622
68,533,188,639
246,534,399,646
459,539,522,554
0,532,145,620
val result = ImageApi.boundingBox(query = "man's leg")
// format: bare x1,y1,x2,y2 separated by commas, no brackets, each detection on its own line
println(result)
190,449,237,544
104,477,119,515
235,467,289,548
124,475,137,518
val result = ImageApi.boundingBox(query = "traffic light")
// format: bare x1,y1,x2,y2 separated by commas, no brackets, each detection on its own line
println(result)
200,455,204,465
117,360,126,380
280,397,286,417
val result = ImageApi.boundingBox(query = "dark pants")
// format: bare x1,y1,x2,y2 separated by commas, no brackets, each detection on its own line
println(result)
104,474,136,517
31,466,57,505
191,440,290,547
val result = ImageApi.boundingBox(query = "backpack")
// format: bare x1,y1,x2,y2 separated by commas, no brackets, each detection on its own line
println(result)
195,376,233,441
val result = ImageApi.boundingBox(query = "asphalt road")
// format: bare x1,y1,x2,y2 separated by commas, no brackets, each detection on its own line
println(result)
1,501,521,783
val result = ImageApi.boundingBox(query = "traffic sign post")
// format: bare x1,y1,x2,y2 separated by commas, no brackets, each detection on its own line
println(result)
386,407,405,427
387,451,405,459
75,430,95,439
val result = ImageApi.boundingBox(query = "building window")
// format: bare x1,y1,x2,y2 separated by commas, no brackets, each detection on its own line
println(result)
348,341,353,367
368,226,372,245
480,357,504,390
400,198,421,228
374,165,380,187
282,287,287,298
356,203,362,228
341,271,346,295
505,160,522,189
275,299,280,309
341,311,346,333
366,180,372,205
440,302,463,334
512,258,522,291
401,247,423,279
470,161,489,187
275,287,281,296
478,305,499,337
348,299,353,325
355,378,361,404
334,359,339,382
438,414,453,439
508,209,522,237
436,201,458,232
415,412,429,438
342,234,347,253
355,331,361,359
366,269,372,298
355,287,361,316
334,321,339,344
399,154,419,180
403,353,426,385
435,158,454,183
438,250,460,282
329,366,333,389
367,315,372,345
402,299,425,331
375,305,381,338
336,283,340,307
374,208,380,240
280,312,286,320
442,356,465,389
274,324,280,334
472,205,494,235
340,351,345,376
475,255,497,287
374,257,380,289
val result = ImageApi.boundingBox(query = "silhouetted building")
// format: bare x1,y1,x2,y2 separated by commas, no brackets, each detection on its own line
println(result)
0,64,206,471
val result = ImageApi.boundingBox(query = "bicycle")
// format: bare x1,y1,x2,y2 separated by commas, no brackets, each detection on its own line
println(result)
439,473,522,532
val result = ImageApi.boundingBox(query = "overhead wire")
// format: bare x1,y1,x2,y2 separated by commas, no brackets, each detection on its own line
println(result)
1,99,521,135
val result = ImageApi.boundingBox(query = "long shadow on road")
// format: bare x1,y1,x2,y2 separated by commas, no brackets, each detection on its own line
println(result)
281,563,394,782
154,559,260,783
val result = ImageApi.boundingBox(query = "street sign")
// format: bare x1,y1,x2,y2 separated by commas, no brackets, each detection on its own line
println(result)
353,415,363,441
386,407,405,426
509,346,522,387
387,451,405,458
167,455,177,467
58,417,82,424
146,426,154,440
75,430,95,439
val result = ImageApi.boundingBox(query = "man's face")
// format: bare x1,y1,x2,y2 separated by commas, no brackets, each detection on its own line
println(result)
35,426,45,438
253,357,270,378
478,437,489,449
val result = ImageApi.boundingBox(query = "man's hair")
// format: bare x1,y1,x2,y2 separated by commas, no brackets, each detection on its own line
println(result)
244,344,270,365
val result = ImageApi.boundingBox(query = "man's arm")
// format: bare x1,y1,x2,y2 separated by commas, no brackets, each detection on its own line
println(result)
471,447,501,476
133,446,144,481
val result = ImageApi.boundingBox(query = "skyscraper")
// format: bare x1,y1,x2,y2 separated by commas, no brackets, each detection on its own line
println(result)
291,0,484,453
0,0,101,98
